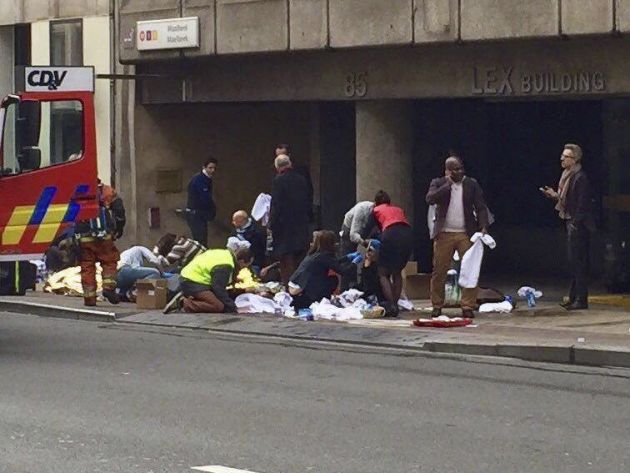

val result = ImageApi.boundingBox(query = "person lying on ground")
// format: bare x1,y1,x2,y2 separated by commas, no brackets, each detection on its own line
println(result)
163,247,253,314
288,230,360,310
154,233,207,271
117,245,169,301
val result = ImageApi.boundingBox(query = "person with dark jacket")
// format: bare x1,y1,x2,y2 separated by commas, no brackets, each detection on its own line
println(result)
232,210,267,272
541,143,595,310
186,157,217,247
426,156,490,318
269,154,310,286
289,230,356,309
276,143,314,222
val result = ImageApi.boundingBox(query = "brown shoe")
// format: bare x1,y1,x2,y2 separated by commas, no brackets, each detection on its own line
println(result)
431,308,442,318
84,296,97,307
462,309,475,319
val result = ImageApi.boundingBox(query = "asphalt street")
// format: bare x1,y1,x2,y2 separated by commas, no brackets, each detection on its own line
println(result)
1,312,629,473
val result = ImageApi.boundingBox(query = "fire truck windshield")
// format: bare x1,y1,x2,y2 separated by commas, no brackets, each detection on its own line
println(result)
0,99,84,176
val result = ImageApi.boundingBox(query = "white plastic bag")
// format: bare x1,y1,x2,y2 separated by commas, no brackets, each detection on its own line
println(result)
459,233,497,289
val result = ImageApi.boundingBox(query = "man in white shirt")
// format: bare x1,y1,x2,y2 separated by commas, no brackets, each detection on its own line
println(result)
117,246,168,300
425,156,490,318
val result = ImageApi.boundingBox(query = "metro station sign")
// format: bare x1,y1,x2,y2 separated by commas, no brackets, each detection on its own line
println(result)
137,17,200,51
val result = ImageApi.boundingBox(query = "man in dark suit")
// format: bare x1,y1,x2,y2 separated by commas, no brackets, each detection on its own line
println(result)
426,156,490,318
541,143,595,310
186,157,217,247
270,154,310,286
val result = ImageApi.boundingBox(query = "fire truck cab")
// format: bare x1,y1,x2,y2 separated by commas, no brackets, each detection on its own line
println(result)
0,66,99,261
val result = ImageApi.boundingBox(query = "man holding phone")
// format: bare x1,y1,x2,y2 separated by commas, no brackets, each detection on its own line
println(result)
541,144,595,310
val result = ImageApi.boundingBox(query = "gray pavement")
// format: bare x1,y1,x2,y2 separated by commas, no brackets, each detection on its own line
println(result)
3,292,630,367
1,311,630,473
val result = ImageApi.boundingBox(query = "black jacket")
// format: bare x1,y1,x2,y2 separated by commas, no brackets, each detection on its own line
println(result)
270,169,310,255
234,219,267,268
187,172,216,221
425,176,490,239
566,169,596,231
290,252,349,302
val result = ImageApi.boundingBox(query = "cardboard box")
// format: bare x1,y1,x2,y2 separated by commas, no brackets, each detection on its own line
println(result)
402,261,431,299
404,273,431,299
135,279,169,310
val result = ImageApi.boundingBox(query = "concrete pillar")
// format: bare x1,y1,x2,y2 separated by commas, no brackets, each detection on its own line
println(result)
356,100,413,221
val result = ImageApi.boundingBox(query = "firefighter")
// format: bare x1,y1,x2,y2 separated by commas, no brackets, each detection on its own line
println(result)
75,179,126,306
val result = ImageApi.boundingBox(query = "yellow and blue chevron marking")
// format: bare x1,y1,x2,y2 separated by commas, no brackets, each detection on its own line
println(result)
1,185,87,246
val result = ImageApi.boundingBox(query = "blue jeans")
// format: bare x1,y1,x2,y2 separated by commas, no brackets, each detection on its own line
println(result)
117,266,161,294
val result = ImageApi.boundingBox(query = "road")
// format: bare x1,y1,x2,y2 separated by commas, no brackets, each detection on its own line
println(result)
1,312,629,473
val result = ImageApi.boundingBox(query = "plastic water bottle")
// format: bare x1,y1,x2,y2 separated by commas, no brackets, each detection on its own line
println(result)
298,308,314,321
526,291,536,307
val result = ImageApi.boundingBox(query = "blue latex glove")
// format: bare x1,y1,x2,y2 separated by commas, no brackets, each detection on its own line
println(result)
351,253,364,265
346,251,364,265
367,239,381,251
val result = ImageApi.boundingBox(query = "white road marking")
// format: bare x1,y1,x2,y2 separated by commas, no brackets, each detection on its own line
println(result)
191,466,261,473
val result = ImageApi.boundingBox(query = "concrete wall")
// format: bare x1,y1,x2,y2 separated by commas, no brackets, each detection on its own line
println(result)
84,16,112,186
356,101,413,222
130,102,314,247
119,0,623,62
138,37,630,103
0,26,14,97
290,0,328,50
0,0,109,25
461,0,559,40
329,0,413,47
216,0,288,53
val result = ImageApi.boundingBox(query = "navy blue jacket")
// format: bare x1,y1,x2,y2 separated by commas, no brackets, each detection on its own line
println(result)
187,172,216,221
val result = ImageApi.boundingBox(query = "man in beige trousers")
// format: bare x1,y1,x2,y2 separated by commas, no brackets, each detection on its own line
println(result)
426,156,490,318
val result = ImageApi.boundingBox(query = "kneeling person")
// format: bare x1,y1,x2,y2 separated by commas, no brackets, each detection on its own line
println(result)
165,247,252,313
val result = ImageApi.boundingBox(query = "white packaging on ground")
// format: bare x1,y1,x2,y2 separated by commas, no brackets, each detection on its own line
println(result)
478,300,513,313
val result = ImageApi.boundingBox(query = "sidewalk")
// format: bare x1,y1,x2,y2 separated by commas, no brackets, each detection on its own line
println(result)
2,291,630,368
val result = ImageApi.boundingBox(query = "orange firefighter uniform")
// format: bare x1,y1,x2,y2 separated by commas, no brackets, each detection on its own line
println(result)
74,182,125,306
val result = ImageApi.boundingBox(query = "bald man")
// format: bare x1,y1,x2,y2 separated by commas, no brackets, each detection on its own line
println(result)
426,156,490,318
232,210,267,271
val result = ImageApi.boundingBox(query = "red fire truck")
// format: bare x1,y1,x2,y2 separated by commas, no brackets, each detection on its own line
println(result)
0,66,99,262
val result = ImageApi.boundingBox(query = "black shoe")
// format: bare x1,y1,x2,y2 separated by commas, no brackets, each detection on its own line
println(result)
431,308,442,318
462,309,475,319
559,300,574,309
384,303,400,318
102,289,120,305
163,291,184,314
564,302,588,311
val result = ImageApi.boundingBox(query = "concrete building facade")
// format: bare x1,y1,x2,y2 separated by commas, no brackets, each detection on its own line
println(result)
117,0,630,280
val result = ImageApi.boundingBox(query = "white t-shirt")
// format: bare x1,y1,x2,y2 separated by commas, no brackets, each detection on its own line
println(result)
443,181,466,232
119,246,166,269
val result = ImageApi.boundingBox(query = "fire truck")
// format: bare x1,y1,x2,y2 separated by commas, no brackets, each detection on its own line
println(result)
0,66,99,262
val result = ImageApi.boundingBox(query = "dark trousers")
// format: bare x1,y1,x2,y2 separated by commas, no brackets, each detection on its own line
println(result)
279,250,306,287
187,214,208,247
567,222,590,304
339,236,358,291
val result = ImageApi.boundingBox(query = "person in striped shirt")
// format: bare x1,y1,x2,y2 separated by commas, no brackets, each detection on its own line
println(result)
154,233,207,271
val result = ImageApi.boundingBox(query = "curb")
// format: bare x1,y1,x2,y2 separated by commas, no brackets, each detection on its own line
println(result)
0,300,116,322
4,300,630,369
